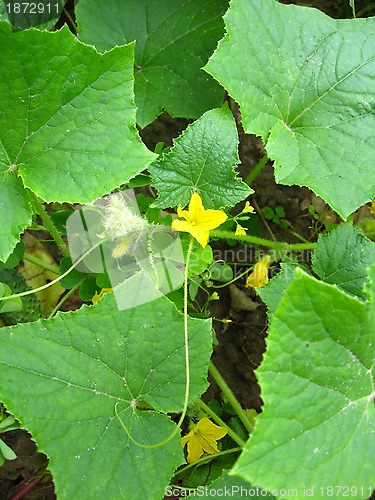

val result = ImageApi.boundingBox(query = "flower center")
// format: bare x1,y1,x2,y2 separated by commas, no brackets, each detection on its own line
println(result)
190,220,197,226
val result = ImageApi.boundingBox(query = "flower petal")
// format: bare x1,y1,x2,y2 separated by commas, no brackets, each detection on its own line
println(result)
190,226,209,248
199,434,220,455
186,434,204,463
181,430,194,448
197,417,228,440
172,219,194,234
196,209,227,231
188,192,205,221
235,225,247,236
177,206,192,221
245,261,269,288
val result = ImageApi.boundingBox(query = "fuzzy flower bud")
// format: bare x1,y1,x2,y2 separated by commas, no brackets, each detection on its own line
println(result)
101,194,148,258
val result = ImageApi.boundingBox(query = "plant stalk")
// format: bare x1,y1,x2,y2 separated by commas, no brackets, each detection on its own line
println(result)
22,252,60,275
245,154,269,185
210,229,316,251
48,280,83,319
31,195,68,256
209,361,254,434
197,399,245,447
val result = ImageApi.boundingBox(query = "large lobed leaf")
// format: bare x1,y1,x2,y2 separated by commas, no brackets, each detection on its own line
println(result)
0,291,212,499
258,224,375,318
232,266,375,496
312,223,375,299
75,0,228,127
0,22,154,261
149,104,251,210
205,0,375,218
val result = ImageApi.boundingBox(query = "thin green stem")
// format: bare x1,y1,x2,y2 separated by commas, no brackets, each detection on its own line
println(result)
48,281,83,319
209,361,254,434
62,5,77,33
252,199,276,242
288,229,309,243
210,229,316,251
245,154,269,186
0,239,106,302
31,195,68,256
22,252,60,275
211,268,250,289
197,399,245,447
30,223,49,231
115,237,194,448
173,446,242,477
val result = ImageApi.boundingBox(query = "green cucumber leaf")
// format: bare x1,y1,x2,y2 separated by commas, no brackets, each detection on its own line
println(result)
257,262,302,318
75,0,228,128
149,104,251,209
0,282,22,313
205,0,375,218
312,223,375,299
0,175,33,262
209,261,233,283
0,22,155,259
231,267,375,494
259,223,375,319
0,438,17,461
0,241,25,269
0,291,212,499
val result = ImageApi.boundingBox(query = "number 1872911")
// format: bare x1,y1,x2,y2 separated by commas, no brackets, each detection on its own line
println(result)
5,3,60,14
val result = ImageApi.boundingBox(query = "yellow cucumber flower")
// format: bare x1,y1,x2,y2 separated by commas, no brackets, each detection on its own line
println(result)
370,200,375,215
181,417,227,463
242,201,255,214
172,192,227,248
245,256,271,289
235,224,247,236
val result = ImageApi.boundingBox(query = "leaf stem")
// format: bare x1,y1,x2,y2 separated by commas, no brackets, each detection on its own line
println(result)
31,195,68,256
114,237,194,448
245,154,269,186
197,399,245,447
48,280,83,319
30,223,49,231
22,252,60,275
209,361,254,434
252,199,276,242
0,239,106,302
288,229,309,243
210,229,316,251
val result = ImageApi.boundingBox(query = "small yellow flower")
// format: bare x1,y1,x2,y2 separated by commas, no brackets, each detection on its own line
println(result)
245,256,271,288
235,224,247,236
242,201,255,214
92,287,113,304
181,417,228,463
172,193,227,248
370,200,375,215
210,292,220,301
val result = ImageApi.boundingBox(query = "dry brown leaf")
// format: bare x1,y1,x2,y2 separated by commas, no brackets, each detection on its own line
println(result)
19,235,64,315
